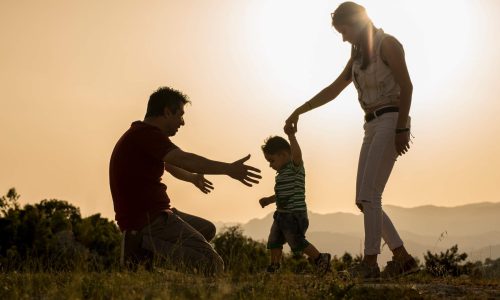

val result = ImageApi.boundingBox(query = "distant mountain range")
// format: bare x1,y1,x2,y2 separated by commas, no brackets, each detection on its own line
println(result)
215,202,500,265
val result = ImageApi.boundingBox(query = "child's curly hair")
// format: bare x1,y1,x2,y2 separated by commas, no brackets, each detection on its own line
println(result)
261,136,291,155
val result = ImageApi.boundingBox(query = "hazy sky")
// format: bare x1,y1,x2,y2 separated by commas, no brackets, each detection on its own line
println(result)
1,0,499,223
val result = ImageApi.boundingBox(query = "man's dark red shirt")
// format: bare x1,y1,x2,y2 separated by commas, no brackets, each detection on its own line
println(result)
109,121,178,231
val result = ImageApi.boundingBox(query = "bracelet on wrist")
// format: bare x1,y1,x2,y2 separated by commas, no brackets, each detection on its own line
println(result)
395,127,410,134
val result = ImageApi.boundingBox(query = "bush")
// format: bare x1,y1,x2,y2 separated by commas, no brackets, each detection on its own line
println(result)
0,188,121,271
74,213,122,270
424,244,475,277
330,252,362,272
212,226,268,275
484,257,500,279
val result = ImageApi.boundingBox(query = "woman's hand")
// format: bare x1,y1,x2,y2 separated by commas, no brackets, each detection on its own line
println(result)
395,132,410,156
284,123,297,136
284,112,299,133
191,174,214,194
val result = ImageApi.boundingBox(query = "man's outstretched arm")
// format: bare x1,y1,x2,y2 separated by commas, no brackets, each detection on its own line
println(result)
163,149,261,187
165,163,197,182
165,164,214,194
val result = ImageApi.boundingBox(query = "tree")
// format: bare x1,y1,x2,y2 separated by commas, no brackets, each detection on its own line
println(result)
0,188,20,216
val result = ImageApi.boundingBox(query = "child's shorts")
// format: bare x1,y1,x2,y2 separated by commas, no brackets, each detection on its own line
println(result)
267,211,310,254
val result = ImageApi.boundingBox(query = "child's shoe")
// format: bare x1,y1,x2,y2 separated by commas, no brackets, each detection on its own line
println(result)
381,256,419,279
266,263,281,273
347,261,381,282
315,253,331,275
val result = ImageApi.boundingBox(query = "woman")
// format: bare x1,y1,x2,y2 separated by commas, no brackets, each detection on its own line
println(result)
284,2,418,280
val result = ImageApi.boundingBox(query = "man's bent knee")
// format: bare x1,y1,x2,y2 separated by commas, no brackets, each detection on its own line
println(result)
204,223,217,242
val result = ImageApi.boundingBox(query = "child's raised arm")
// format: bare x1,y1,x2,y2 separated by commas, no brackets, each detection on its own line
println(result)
285,128,303,166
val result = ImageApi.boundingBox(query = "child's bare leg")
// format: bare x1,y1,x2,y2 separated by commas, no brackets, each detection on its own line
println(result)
270,248,282,264
303,244,320,260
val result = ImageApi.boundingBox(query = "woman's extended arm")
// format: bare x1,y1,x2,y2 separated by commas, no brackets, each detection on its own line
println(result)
285,58,353,132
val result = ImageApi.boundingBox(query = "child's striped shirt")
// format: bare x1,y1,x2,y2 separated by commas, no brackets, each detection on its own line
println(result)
274,161,307,212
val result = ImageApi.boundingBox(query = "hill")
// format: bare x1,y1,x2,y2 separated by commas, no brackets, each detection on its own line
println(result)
216,202,500,264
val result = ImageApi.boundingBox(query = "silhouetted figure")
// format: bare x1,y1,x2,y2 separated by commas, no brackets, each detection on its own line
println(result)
285,2,418,281
259,127,331,275
110,87,261,274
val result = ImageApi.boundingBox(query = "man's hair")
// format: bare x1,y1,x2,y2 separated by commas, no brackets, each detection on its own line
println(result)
261,136,291,155
145,87,190,118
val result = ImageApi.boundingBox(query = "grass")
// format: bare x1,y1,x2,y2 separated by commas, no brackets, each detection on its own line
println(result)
2,268,498,300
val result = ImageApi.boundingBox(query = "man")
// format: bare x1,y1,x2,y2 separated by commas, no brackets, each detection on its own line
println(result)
109,87,261,274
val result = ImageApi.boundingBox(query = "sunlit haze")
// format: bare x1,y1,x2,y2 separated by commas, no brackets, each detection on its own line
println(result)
1,0,499,223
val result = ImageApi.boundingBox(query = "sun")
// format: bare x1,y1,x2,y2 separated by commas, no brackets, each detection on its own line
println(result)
365,0,477,87
240,1,352,107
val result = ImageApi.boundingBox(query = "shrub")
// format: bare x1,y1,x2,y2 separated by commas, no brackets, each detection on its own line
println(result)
331,252,362,272
212,226,268,275
424,244,475,277
0,188,121,271
483,257,500,279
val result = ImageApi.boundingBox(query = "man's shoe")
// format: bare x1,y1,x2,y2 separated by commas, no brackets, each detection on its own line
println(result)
347,261,381,282
381,256,419,279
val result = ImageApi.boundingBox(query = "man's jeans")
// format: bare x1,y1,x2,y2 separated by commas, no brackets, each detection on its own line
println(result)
356,112,407,255
123,208,224,274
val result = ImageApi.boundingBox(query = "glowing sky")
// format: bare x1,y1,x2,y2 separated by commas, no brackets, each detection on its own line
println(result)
1,0,499,223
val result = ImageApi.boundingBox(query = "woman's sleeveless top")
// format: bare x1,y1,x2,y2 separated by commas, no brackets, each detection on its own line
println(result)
352,28,403,113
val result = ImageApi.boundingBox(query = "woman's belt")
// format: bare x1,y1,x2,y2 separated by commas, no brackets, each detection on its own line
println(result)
364,106,399,123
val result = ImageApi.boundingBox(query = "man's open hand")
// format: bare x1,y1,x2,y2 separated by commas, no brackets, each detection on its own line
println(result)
191,174,214,194
229,154,262,187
